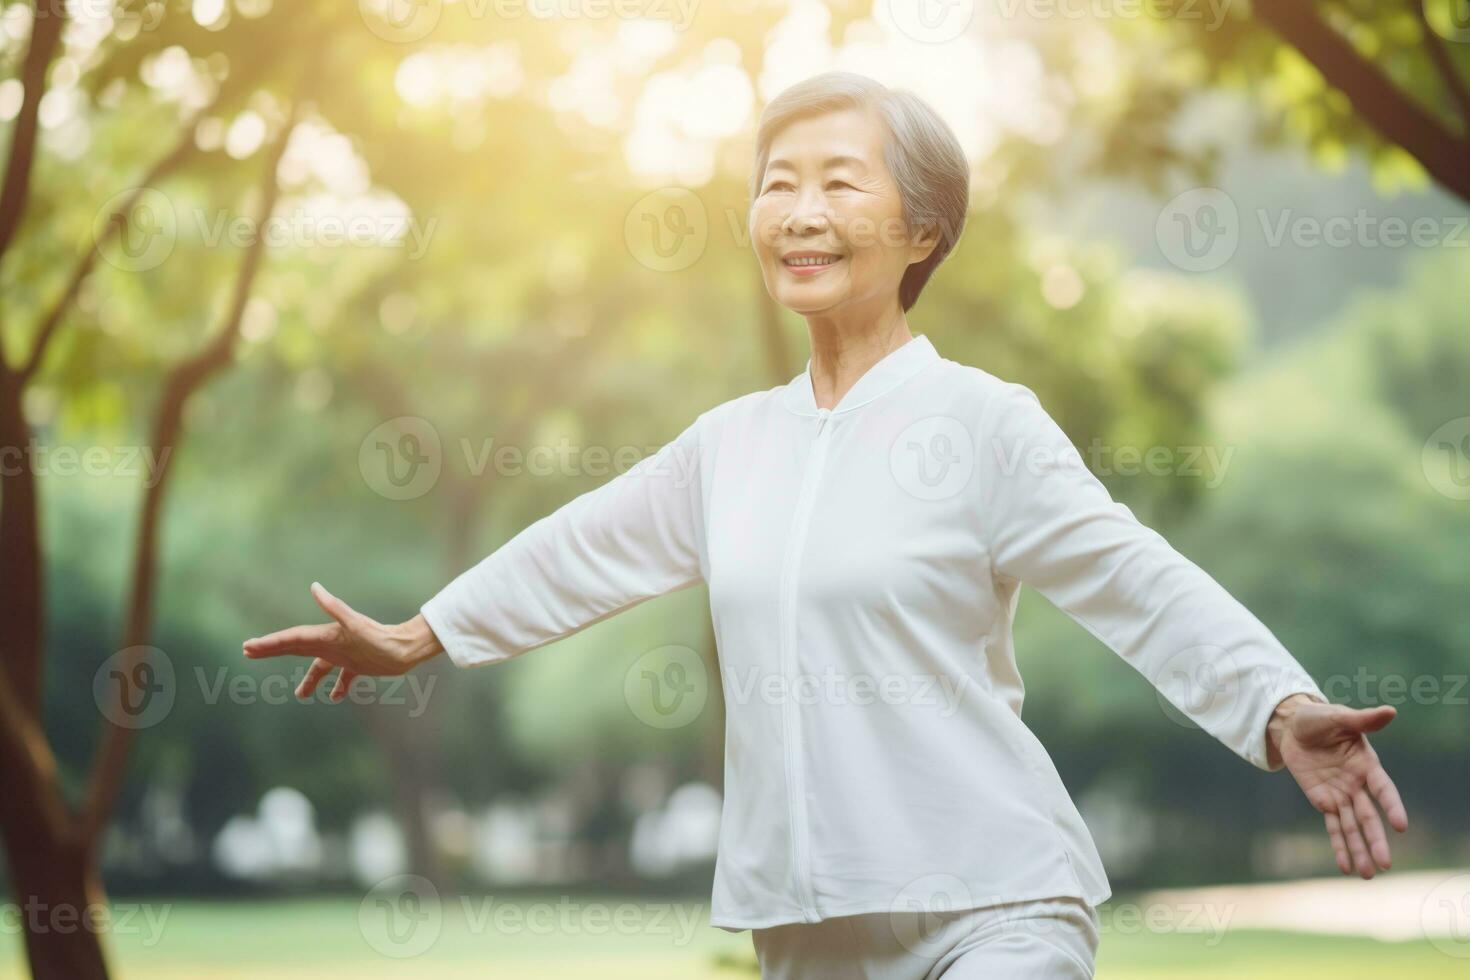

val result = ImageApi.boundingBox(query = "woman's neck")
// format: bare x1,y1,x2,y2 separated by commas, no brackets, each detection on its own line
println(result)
805,308,914,411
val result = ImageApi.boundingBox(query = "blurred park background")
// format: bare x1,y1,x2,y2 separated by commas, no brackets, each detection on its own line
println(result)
1,0,1468,976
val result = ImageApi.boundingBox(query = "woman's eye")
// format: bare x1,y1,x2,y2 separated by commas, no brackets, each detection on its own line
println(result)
763,180,852,193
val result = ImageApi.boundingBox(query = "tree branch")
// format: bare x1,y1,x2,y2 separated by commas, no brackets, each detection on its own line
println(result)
77,98,302,846
16,40,289,386
1252,0,1470,202
0,1,66,273
1408,0,1470,133
18,107,210,385
0,666,72,843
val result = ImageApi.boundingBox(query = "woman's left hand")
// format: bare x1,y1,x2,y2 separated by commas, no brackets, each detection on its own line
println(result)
1272,697,1408,878
242,582,442,701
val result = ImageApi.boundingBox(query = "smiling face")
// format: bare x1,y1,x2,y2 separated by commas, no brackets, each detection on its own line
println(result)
750,107,938,320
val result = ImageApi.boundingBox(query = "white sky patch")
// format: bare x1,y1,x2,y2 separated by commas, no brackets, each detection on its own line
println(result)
138,44,216,112
614,18,678,71
625,49,755,186
394,42,526,108
757,1,836,103
686,0,1071,183
279,118,371,194
548,46,624,128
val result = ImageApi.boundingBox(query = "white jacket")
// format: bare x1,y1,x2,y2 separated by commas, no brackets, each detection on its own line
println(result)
420,333,1327,930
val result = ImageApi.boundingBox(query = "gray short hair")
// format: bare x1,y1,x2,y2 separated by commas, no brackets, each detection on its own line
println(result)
749,71,970,312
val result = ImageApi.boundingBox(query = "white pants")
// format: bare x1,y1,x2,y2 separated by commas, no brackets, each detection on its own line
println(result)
751,895,1099,979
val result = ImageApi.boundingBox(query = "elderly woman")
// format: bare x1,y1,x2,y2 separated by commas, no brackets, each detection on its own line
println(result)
244,71,1407,977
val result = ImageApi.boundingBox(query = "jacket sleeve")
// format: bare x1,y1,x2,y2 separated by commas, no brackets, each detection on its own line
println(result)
975,381,1327,771
420,411,709,669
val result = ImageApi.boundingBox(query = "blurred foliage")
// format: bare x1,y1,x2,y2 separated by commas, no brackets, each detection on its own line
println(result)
0,0,1464,900
1079,0,1468,197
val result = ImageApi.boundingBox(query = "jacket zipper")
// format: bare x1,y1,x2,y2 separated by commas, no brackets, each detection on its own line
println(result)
779,405,831,922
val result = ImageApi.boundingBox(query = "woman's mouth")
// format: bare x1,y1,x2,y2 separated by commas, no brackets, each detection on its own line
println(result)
782,253,844,277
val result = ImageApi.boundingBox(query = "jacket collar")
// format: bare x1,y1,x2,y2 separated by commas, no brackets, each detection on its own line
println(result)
781,333,939,417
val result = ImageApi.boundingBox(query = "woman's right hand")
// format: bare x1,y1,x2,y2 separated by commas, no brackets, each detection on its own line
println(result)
241,582,444,701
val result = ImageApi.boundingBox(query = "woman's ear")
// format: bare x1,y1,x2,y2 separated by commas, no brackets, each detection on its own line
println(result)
908,222,941,266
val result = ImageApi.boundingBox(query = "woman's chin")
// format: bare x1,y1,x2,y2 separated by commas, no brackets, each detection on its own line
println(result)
775,286,843,315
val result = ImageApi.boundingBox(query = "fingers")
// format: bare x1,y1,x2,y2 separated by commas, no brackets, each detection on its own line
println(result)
330,669,358,702
1323,811,1351,875
1367,765,1409,833
297,658,335,698
1333,794,1375,879
291,660,365,703
1352,789,1392,871
1340,704,1396,735
243,583,360,663
311,581,362,631
243,623,338,659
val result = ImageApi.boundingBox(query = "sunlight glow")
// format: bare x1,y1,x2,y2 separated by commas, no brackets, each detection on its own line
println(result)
192,0,228,30
240,296,279,343
140,45,215,110
678,0,1075,184
757,2,837,101
624,60,754,185
613,19,678,72
279,120,371,194
396,43,526,109
548,47,624,128
1,4,31,45
225,110,267,159
1041,263,1085,309
0,79,22,122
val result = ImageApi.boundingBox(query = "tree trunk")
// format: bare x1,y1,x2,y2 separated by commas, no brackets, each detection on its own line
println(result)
0,370,43,713
0,817,110,980
0,96,305,980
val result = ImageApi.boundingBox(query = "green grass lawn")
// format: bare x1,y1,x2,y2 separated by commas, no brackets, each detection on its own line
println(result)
0,894,1460,979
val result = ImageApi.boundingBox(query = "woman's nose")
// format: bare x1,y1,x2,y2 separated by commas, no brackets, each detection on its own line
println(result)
782,199,832,236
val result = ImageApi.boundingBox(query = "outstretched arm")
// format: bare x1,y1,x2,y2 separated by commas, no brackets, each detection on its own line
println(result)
243,411,709,694
975,382,1406,875
418,412,708,668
